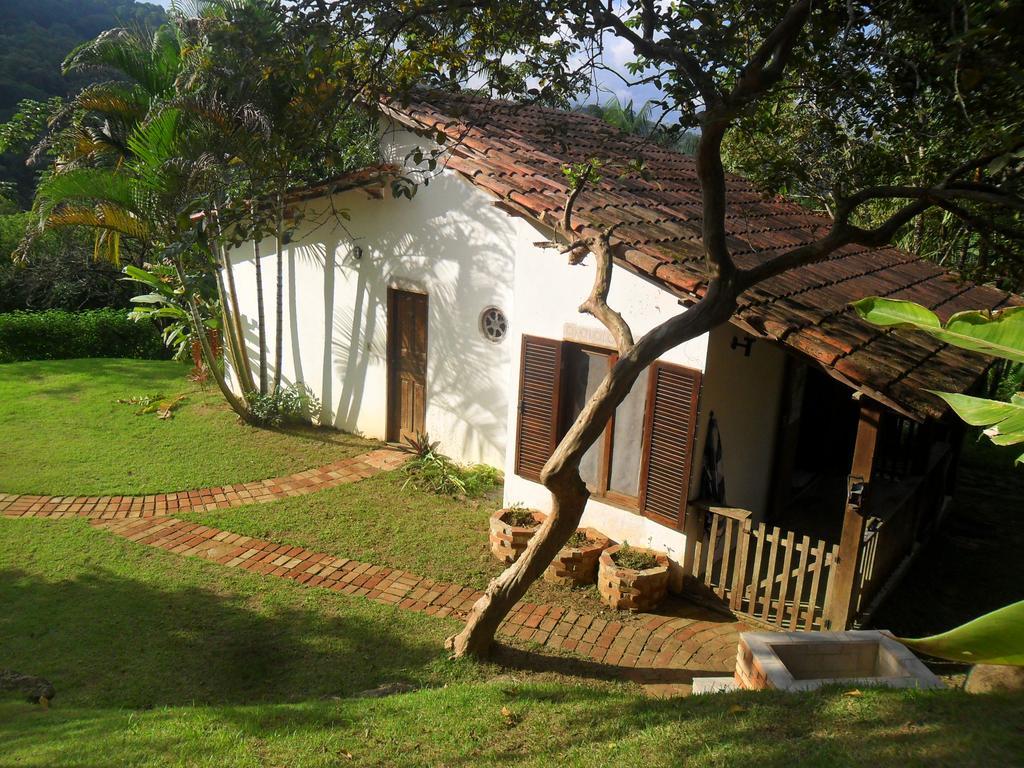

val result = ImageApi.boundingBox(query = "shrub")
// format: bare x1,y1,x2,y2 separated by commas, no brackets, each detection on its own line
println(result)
505,503,540,527
0,211,137,312
402,440,500,498
247,383,321,427
612,543,661,571
0,309,167,363
565,530,593,548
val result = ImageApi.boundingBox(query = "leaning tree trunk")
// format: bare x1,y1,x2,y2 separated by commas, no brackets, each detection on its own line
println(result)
220,241,256,395
449,476,589,656
273,192,285,393
214,265,253,405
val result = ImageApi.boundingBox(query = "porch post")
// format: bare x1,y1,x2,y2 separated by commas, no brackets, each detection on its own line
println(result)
826,399,882,630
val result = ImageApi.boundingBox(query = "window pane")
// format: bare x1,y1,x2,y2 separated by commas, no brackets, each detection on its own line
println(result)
563,346,609,490
608,367,649,498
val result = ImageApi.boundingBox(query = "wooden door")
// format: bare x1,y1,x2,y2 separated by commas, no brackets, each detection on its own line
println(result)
387,289,428,443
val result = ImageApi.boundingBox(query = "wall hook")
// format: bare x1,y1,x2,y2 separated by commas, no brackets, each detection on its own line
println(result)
731,335,754,357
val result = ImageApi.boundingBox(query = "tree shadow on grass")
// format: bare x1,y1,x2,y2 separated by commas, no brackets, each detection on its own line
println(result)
488,643,724,689
0,566,459,710
444,684,1024,767
262,422,378,451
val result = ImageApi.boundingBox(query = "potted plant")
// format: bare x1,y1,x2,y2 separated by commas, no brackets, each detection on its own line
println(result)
489,503,546,564
598,542,670,611
544,528,612,586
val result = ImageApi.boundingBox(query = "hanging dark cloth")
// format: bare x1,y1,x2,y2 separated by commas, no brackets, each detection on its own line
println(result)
700,411,726,504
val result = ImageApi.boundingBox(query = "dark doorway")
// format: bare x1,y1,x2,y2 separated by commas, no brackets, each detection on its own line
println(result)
770,362,860,542
386,289,428,443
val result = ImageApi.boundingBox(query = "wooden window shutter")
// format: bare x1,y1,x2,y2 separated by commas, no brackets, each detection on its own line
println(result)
515,335,563,482
639,362,701,528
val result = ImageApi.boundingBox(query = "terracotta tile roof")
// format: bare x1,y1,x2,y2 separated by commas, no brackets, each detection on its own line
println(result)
385,92,1019,421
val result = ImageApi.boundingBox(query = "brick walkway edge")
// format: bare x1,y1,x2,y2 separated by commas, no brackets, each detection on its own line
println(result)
0,448,408,519
95,514,746,678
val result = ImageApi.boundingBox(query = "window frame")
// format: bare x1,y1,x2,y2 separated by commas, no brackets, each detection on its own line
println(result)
515,334,702,531
557,340,645,510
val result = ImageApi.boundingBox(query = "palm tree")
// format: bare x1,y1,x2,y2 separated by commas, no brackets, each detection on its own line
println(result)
577,95,658,136
23,18,259,419
26,3,378,414
25,24,184,262
188,0,378,394
577,95,699,154
33,106,251,419
28,14,265,400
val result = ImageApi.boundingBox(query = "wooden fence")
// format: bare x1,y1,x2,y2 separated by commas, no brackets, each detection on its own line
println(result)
684,504,840,630
854,446,952,615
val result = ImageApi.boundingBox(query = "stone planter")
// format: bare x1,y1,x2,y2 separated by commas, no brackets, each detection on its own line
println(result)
544,528,611,586
731,631,944,692
489,508,546,564
597,544,670,611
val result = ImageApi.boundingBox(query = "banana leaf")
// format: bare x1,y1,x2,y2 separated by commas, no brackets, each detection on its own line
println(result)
929,391,1024,462
852,298,1024,364
898,601,1024,666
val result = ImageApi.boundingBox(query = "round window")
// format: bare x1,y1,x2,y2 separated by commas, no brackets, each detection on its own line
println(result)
479,306,508,343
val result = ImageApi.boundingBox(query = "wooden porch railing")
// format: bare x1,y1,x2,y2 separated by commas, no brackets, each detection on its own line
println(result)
684,503,841,630
853,445,953,616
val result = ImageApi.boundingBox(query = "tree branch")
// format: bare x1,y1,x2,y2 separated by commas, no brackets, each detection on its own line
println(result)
841,184,1024,212
562,179,586,233
586,0,720,105
944,141,1024,184
731,0,812,105
738,197,930,290
551,171,635,353
578,231,634,354
694,1,813,288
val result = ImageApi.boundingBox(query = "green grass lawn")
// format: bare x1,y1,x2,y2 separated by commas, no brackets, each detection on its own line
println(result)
0,359,377,495
4,681,1022,768
2,517,1022,767
185,472,501,589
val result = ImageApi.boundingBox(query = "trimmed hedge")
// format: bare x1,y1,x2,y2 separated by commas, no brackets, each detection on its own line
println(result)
0,309,169,363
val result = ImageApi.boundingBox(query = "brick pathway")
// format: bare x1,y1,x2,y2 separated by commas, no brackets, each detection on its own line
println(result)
0,448,408,520
1,443,746,691
93,514,747,686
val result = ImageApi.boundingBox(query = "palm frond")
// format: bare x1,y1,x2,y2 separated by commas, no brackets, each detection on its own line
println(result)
64,27,180,98
46,203,149,240
126,109,181,195
71,82,150,123
34,167,141,223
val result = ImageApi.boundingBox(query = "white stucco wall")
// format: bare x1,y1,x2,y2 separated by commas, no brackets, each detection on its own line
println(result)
226,129,546,466
692,324,788,520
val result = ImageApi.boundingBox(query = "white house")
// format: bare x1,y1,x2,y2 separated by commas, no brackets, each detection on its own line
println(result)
226,92,1012,630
